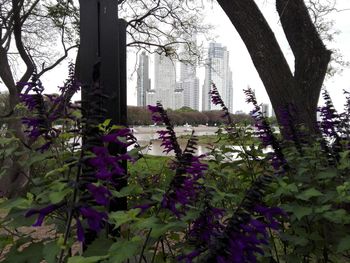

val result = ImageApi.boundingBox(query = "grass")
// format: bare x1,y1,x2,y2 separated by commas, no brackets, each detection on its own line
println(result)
128,155,171,175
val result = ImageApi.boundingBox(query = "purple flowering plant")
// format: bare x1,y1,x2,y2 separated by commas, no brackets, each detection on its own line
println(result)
3,65,350,263
0,65,139,262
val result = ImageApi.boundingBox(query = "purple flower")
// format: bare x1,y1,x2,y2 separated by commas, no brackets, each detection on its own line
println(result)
89,146,127,181
148,102,182,158
161,178,194,216
76,217,85,242
148,103,208,217
87,183,112,206
185,156,208,179
101,128,136,147
244,88,286,171
189,206,225,245
318,89,340,138
161,156,207,217
209,83,232,122
21,117,43,139
147,105,159,113
133,203,156,215
20,94,40,111
19,66,80,152
58,63,81,95
25,203,63,227
79,207,107,232
206,206,286,263
178,250,201,263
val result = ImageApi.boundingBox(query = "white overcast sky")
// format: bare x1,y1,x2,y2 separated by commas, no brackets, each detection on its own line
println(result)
196,0,350,114
125,0,350,113
2,0,350,114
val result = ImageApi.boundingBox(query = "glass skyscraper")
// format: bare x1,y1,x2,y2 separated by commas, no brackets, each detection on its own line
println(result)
136,51,151,107
202,43,233,112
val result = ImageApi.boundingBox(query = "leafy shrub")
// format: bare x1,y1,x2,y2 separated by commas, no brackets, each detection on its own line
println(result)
1,69,350,263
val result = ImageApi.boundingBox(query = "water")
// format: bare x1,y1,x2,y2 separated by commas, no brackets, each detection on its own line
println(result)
135,140,211,156
131,125,218,156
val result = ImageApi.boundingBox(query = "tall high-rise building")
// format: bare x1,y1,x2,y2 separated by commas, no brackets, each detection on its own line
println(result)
146,89,157,106
179,61,199,111
261,103,270,117
202,43,233,112
136,51,151,107
153,49,178,109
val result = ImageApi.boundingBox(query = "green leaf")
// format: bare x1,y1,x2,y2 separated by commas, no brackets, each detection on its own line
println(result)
283,204,312,220
45,165,69,178
109,209,140,228
281,234,309,246
43,241,60,263
316,169,337,179
68,255,108,263
0,197,32,214
2,207,36,228
296,188,322,201
102,119,111,127
151,221,186,238
111,185,143,198
337,236,350,253
25,151,53,167
314,205,332,214
0,234,13,250
84,237,114,257
285,254,302,263
108,236,142,263
323,209,349,223
49,187,72,203
134,216,160,230
5,242,44,263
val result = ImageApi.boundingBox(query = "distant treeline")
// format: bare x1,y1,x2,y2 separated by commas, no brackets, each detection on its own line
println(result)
0,92,255,127
127,106,255,126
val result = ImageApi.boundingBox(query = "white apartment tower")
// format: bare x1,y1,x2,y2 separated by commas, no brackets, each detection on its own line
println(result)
136,51,151,107
179,61,199,111
202,43,233,112
261,103,270,118
153,49,178,109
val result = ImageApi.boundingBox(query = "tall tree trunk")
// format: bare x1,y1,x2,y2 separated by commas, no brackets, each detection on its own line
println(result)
0,42,30,198
217,0,331,136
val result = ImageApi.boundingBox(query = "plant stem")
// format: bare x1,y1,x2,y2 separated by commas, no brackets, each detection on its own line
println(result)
151,238,161,263
138,228,153,263
58,163,82,263
269,227,280,263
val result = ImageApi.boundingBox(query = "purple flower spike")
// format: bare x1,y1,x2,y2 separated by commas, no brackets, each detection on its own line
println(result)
87,183,111,206
101,128,136,147
79,207,107,232
244,88,286,171
209,83,231,121
76,218,85,242
133,203,156,215
189,206,225,244
148,102,182,158
318,89,340,138
89,146,127,181
25,203,63,227
206,205,286,263
147,105,160,113
178,250,201,263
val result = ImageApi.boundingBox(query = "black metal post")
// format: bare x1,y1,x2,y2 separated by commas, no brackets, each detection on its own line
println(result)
78,0,127,240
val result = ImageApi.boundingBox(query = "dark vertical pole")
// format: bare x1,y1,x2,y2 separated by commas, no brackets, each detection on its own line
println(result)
78,0,99,103
118,19,127,126
99,0,120,122
78,0,128,237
